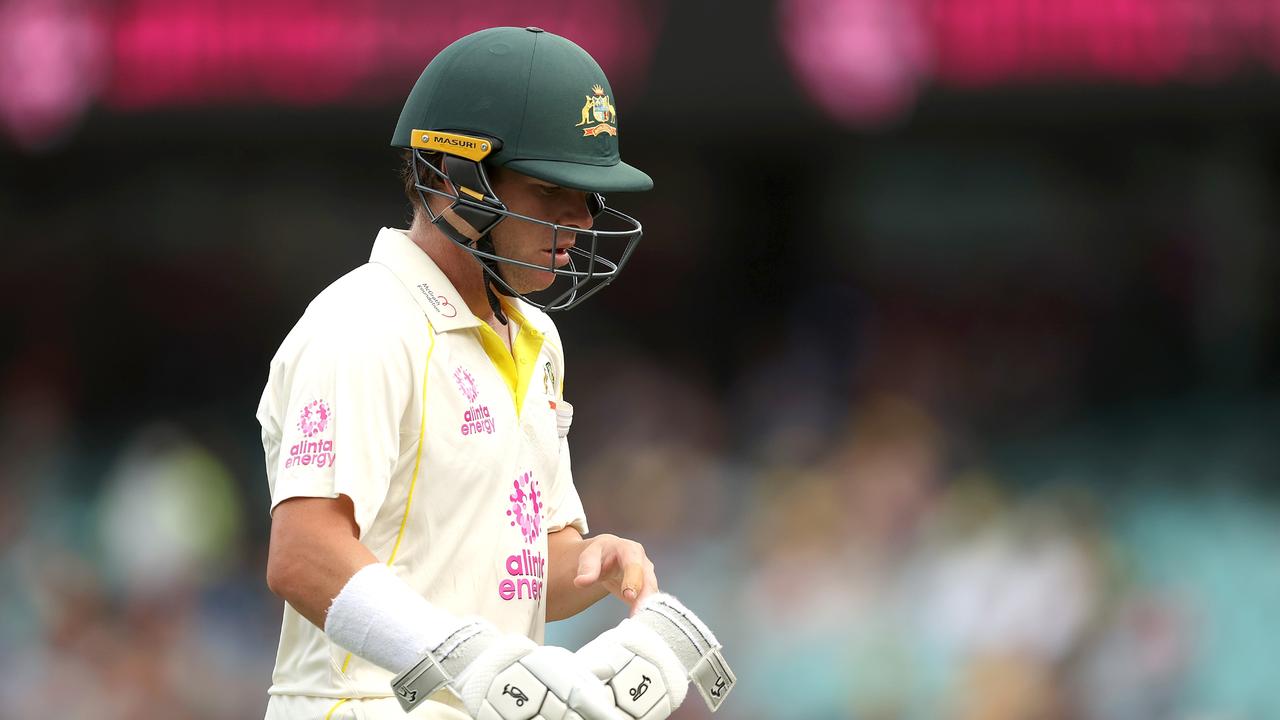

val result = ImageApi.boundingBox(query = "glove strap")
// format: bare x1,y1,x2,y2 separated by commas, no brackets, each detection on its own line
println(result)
638,599,737,711
391,621,498,712
391,651,450,712
689,647,736,711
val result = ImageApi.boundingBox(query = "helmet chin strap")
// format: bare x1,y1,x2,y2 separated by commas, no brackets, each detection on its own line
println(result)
473,233,511,326
417,149,514,325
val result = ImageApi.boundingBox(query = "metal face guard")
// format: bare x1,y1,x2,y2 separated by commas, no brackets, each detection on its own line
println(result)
412,149,644,313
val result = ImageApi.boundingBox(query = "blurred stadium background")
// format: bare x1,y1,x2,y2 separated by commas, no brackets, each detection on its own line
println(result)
3,0,1280,718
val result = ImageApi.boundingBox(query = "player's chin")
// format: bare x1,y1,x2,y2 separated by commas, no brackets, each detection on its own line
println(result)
511,268,556,294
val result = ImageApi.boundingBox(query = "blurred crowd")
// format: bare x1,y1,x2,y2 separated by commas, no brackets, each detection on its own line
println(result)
3,303,1277,720
550,314,1280,720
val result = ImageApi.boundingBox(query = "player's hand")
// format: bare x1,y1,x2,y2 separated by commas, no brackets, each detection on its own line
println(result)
575,594,736,719
572,533,658,613
455,634,624,720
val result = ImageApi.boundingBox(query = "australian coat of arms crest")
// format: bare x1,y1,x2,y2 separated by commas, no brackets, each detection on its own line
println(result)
576,84,618,137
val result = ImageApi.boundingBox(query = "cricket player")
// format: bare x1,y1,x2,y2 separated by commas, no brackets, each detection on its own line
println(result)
257,27,734,720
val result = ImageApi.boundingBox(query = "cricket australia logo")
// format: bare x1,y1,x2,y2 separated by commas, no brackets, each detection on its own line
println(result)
542,361,556,397
506,471,543,544
576,84,618,137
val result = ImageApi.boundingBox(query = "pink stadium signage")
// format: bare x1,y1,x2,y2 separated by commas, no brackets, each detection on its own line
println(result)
780,0,1280,124
0,0,663,149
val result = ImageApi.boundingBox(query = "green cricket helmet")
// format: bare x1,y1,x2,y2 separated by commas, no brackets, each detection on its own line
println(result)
391,26,652,319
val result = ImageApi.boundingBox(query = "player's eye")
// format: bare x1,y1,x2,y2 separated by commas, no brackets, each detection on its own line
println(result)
536,184,561,196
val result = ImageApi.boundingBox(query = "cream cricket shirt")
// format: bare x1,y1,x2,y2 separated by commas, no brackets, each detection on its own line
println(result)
257,227,587,708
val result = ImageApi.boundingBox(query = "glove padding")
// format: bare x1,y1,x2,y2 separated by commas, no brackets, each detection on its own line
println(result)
575,619,684,720
456,634,624,720
575,594,735,719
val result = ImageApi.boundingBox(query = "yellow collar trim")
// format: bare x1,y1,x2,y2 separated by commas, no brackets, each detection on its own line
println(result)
475,301,545,416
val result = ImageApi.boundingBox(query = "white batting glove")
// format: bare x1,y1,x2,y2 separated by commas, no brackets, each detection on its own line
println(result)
328,564,614,719
575,593,736,719
453,635,625,720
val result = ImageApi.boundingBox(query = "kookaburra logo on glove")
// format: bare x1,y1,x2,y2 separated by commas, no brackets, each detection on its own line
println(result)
501,684,529,707
630,675,651,702
576,593,736,719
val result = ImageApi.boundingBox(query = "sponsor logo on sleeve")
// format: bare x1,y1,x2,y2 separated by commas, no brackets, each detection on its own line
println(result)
286,399,336,469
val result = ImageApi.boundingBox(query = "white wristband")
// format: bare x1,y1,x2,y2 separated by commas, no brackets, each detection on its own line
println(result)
324,563,491,674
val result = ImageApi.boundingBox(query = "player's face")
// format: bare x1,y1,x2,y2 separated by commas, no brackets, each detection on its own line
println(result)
487,168,595,293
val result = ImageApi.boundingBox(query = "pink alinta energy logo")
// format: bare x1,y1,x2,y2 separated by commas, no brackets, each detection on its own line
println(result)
456,366,495,437
297,399,330,437
287,399,335,470
506,471,543,544
498,470,545,601
454,367,478,403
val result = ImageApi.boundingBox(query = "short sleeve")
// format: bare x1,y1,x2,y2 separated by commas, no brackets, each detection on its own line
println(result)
259,308,415,536
542,435,587,535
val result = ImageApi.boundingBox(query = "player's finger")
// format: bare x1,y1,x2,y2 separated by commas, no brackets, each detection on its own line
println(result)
630,561,659,615
640,562,659,602
574,541,603,587
620,561,644,603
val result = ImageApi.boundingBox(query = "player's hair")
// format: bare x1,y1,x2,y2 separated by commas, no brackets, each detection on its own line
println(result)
400,149,443,221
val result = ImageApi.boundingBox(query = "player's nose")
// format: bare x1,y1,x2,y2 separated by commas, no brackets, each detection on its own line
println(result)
558,191,594,232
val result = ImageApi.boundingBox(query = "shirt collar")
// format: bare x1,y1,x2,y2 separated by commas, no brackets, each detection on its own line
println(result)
369,227,482,332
